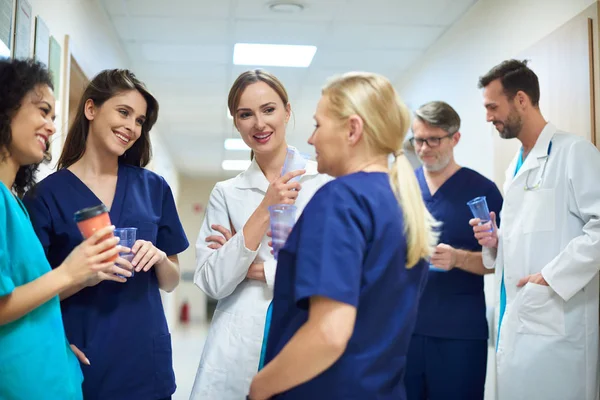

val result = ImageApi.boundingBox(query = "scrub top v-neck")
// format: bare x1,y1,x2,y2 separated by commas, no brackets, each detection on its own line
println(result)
23,163,189,400
0,183,83,400
414,167,503,340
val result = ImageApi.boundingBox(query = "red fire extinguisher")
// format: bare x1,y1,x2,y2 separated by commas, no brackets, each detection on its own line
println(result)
179,299,190,324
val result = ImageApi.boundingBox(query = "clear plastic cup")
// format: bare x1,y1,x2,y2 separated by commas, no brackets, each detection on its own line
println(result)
114,227,137,277
467,196,493,232
268,204,297,260
281,148,310,183
429,264,447,272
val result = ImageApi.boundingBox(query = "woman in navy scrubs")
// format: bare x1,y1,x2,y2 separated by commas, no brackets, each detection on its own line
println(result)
23,69,189,400
248,72,438,399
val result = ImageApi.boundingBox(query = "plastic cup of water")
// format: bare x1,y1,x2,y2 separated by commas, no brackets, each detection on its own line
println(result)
281,148,310,183
268,205,297,260
114,227,137,277
429,263,447,272
467,196,493,232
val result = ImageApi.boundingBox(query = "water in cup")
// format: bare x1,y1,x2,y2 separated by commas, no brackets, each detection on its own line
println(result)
429,263,447,272
114,227,137,278
467,196,493,232
268,205,297,260
271,222,293,259
281,148,310,183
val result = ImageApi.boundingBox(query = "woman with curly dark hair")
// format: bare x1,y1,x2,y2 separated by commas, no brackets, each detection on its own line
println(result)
0,58,133,399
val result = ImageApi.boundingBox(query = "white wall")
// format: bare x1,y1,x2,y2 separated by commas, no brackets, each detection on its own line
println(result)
397,0,596,179
148,131,180,199
397,1,597,398
149,132,181,328
27,0,129,77
173,175,222,324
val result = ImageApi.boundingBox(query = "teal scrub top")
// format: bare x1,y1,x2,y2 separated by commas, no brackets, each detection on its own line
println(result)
0,183,83,400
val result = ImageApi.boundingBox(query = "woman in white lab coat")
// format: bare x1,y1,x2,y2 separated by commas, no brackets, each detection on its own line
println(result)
190,70,330,399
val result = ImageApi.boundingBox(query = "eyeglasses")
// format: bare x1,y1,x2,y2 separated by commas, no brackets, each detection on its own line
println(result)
409,133,455,148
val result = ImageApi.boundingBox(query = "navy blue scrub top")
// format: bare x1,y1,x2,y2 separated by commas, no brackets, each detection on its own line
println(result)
414,167,503,340
265,172,429,400
23,163,189,400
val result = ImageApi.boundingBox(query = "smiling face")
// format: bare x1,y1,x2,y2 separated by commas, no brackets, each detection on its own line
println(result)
233,81,290,157
84,89,148,157
483,79,523,139
7,84,56,166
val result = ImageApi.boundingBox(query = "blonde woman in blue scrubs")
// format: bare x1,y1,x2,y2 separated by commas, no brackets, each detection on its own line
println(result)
249,72,437,399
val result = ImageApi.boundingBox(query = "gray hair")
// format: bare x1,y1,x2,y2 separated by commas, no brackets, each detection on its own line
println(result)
414,101,461,135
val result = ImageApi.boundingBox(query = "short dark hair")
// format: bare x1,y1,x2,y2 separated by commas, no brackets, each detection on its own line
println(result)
58,69,159,170
478,59,540,106
0,58,54,197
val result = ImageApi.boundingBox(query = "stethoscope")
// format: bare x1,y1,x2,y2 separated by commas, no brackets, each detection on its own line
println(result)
524,140,552,191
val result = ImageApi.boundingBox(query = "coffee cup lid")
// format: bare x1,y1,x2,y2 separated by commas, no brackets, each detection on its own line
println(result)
73,204,109,223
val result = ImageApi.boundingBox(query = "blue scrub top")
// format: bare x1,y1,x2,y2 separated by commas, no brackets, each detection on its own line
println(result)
414,167,503,340
0,183,83,400
23,164,189,400
264,172,428,399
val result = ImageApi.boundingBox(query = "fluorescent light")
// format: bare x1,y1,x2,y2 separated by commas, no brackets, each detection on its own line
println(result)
224,138,250,151
233,43,317,68
222,160,251,171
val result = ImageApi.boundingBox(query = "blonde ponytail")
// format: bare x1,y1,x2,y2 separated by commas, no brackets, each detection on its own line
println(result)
390,153,438,268
322,71,438,269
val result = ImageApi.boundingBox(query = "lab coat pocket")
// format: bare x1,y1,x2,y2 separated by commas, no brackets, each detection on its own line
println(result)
517,283,565,336
522,189,555,233
153,333,175,396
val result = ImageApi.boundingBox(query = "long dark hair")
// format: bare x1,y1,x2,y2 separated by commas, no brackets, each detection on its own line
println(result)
57,69,159,170
0,58,54,197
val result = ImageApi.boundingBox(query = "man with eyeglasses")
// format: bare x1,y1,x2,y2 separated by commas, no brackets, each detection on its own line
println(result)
472,59,600,400
405,101,503,400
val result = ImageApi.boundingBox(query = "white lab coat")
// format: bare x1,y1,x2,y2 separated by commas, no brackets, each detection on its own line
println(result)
190,150,331,400
484,123,600,400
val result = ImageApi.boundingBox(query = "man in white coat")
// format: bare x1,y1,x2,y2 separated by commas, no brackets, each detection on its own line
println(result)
472,59,600,400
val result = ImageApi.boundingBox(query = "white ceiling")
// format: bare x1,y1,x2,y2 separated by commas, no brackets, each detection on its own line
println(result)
99,0,478,177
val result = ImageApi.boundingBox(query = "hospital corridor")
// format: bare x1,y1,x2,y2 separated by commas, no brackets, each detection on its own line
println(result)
0,0,599,399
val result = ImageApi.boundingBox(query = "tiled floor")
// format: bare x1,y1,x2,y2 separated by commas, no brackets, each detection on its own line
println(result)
170,322,497,400
171,323,208,400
